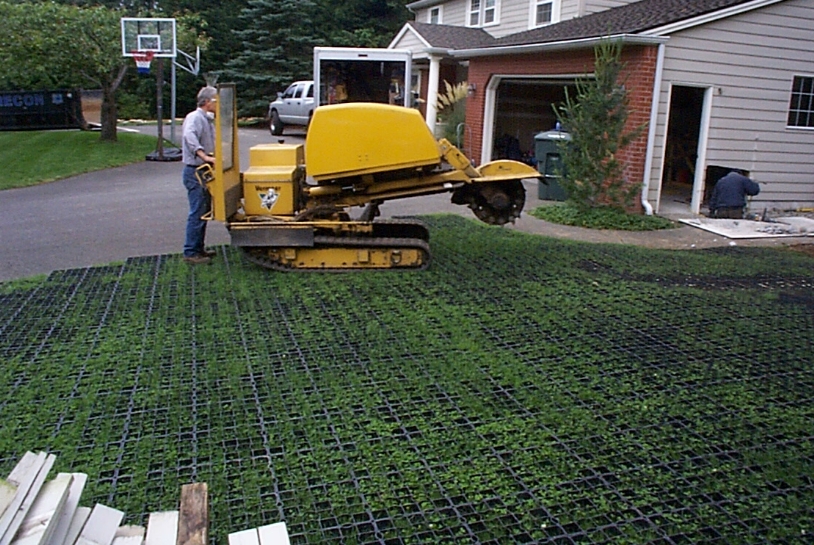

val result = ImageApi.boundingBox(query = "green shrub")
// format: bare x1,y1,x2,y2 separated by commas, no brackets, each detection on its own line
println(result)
530,202,677,230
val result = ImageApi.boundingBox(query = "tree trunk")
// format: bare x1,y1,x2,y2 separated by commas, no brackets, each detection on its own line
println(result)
99,85,118,142
99,65,129,142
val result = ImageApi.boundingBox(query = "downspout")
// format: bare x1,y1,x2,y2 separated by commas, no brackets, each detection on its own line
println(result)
641,42,666,215
426,54,441,135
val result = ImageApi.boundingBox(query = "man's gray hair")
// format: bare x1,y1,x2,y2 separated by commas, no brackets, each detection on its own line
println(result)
197,86,217,107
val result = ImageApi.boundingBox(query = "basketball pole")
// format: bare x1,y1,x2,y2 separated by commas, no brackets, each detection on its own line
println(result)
171,59,176,145
155,57,164,160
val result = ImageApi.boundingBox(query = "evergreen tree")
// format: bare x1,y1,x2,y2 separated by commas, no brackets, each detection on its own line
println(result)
315,0,411,47
554,40,644,210
219,0,320,116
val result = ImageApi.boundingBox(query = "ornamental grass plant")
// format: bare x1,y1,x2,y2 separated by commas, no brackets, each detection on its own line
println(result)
1,215,812,544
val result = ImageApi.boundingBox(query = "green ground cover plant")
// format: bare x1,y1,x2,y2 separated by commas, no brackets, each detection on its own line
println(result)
530,202,677,231
1,215,812,544
0,131,156,190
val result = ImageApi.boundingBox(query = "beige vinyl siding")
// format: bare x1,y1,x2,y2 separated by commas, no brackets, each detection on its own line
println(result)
413,0,533,38
392,30,427,51
489,0,533,36
412,0,467,27
582,0,638,16
442,0,469,27
649,0,814,210
560,0,582,20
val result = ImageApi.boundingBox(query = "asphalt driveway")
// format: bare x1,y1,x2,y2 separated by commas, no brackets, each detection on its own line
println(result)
0,126,462,282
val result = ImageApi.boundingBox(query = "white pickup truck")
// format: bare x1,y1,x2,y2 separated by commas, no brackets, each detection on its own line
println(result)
267,80,315,136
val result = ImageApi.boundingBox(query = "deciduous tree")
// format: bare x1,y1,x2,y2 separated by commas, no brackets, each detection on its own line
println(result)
0,1,206,140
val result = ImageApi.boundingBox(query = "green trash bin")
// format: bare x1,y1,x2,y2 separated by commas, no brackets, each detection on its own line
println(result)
535,129,571,201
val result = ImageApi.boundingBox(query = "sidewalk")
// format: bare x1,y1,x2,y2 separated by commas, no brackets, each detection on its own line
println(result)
391,180,814,252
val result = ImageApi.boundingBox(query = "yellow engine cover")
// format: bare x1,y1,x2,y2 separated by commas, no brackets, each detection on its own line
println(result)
242,143,304,216
305,103,441,182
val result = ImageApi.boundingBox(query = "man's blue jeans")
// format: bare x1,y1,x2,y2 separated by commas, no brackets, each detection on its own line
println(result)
183,165,211,257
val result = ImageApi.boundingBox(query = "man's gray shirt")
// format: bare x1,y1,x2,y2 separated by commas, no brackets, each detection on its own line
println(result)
182,108,215,166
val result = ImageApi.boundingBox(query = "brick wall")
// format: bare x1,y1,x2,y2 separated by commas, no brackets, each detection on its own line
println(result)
465,44,659,211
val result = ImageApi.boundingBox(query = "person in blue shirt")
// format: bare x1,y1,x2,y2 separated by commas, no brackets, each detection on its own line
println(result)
180,86,217,264
708,170,760,219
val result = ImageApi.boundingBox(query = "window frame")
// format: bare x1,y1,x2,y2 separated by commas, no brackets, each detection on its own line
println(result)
787,74,814,129
468,0,499,28
528,0,560,29
428,5,442,24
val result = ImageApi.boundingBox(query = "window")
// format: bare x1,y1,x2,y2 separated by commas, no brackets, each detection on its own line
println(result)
282,84,297,99
788,75,814,128
469,0,497,27
429,6,441,24
535,0,552,25
529,0,560,28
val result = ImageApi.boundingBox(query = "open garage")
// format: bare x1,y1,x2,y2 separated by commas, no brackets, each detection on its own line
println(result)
490,77,577,164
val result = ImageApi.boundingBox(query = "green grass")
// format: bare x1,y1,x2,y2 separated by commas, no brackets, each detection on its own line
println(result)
0,131,157,190
531,201,678,230
1,215,812,544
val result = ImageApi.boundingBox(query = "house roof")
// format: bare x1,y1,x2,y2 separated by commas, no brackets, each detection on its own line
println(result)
404,0,769,52
491,0,760,48
406,22,496,50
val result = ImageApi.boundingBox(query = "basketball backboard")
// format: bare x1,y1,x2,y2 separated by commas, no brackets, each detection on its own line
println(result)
121,17,176,58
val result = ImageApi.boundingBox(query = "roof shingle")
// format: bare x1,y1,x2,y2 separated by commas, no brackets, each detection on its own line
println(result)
407,0,761,51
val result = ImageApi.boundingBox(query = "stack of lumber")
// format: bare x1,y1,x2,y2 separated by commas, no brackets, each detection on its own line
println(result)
1,452,290,545
227,523,290,545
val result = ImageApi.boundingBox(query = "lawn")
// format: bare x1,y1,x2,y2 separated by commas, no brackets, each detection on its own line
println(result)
0,131,157,190
1,215,812,544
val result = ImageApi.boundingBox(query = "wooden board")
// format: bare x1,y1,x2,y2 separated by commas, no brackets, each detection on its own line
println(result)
46,474,87,545
1,453,46,540
62,507,91,545
257,523,290,545
176,484,207,545
227,529,258,545
143,512,178,545
110,526,144,545
11,474,73,545
74,505,124,545
0,453,55,545
0,480,16,524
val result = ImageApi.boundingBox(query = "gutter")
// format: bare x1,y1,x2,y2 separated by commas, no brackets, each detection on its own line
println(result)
406,0,445,10
452,34,667,58
641,42,666,216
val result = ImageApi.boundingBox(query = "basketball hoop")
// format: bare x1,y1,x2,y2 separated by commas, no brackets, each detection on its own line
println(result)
132,51,155,75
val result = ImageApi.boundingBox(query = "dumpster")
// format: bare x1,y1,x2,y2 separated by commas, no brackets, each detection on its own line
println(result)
535,129,571,201
0,89,84,131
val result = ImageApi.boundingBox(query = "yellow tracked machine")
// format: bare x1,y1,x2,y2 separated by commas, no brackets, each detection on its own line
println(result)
201,84,540,271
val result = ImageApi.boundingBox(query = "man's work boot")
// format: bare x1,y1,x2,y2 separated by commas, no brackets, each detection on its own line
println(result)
183,255,212,265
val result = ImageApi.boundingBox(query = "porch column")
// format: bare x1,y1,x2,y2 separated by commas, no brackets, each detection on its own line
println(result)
425,54,441,135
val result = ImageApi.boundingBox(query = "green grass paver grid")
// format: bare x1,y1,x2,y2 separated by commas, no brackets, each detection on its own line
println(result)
1,215,812,544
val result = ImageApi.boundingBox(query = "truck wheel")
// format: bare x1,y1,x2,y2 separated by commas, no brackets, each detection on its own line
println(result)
270,111,284,136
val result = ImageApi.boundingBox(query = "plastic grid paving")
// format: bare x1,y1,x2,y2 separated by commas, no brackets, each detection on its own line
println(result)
0,215,812,544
